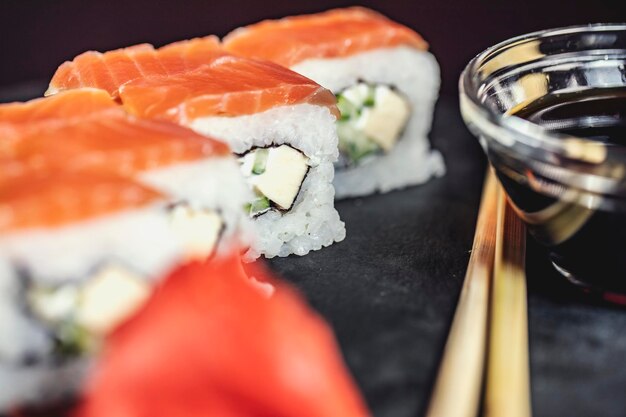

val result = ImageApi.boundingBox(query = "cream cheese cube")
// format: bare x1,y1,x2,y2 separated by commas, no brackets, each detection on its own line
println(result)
358,86,410,152
251,145,309,210
76,266,151,335
170,205,223,260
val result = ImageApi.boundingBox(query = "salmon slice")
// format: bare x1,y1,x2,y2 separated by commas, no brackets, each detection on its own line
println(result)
76,254,371,417
0,88,116,125
0,170,164,232
0,89,116,154
95,47,145,91
47,37,224,97
118,55,339,121
48,61,84,93
158,36,225,75
223,7,428,67
0,90,230,177
47,37,336,119
127,47,169,79
72,53,118,96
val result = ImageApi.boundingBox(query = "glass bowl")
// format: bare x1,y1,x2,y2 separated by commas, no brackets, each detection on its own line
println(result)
459,24,626,302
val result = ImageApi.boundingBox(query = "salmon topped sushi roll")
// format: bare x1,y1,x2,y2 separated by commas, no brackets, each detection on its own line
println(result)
223,7,445,198
46,36,226,98
0,89,251,259
117,59,344,259
47,40,345,260
0,170,188,411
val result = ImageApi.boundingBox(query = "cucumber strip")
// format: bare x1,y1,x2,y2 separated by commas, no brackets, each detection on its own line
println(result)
337,119,381,165
363,85,376,107
337,95,359,120
252,149,269,175
54,320,92,358
246,196,271,216
335,81,410,167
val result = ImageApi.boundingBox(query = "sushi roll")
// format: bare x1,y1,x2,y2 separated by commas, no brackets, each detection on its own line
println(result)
46,39,345,260
0,89,252,259
223,7,445,198
0,170,190,410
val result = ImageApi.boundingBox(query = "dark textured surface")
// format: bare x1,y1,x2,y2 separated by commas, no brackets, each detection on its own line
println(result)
269,97,626,417
526,241,626,417
2,82,626,416
271,96,486,416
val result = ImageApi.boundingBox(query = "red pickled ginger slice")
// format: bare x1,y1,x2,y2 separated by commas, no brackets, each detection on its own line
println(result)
75,254,370,417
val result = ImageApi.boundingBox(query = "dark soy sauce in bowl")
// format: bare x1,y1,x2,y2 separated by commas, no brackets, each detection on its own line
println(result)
460,24,626,304
516,87,626,146
501,87,626,300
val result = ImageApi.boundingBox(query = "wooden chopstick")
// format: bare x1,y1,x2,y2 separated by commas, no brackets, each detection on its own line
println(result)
426,170,532,417
425,169,499,417
483,184,532,417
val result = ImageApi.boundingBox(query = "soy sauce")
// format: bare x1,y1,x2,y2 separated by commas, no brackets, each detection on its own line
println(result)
515,87,626,145
499,87,626,299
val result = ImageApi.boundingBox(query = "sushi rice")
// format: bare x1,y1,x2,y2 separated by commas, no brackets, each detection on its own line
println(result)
291,45,445,198
190,103,345,259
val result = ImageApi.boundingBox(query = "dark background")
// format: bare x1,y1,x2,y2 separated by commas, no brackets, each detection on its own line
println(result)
0,0,623,97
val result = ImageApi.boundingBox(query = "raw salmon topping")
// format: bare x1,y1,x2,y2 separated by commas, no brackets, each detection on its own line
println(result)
0,88,116,125
0,90,230,177
223,7,428,67
0,170,163,232
47,37,338,119
47,36,225,97
118,55,339,120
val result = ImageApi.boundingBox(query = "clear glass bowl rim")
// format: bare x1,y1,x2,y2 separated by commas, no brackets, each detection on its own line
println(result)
459,23,626,198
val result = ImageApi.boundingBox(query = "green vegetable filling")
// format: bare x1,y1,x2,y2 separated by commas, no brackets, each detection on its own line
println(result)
337,122,379,163
251,148,269,175
337,96,358,121
28,286,94,359
245,195,271,216
242,149,274,216
53,320,93,358
336,84,381,166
